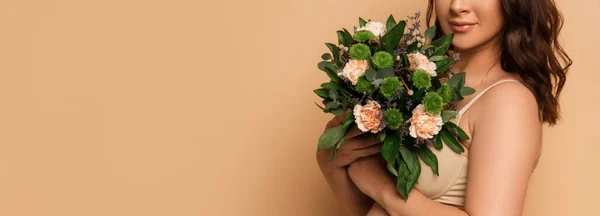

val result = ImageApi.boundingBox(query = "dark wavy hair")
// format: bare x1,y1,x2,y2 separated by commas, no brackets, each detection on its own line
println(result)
426,0,572,125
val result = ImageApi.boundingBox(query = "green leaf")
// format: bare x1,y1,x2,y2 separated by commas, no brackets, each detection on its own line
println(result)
325,43,341,67
321,53,331,60
378,131,387,142
452,89,464,102
330,138,344,161
341,113,355,129
430,33,454,56
424,26,437,39
343,28,354,45
440,128,465,153
386,15,397,33
405,152,421,194
419,147,439,176
323,65,344,84
328,89,338,100
331,108,346,116
399,145,415,173
381,21,406,53
318,126,346,150
359,17,367,27
420,45,435,55
448,72,466,88
441,110,458,123
460,86,476,96
318,61,337,72
325,101,341,110
406,42,419,53
314,101,325,111
396,159,409,199
382,131,401,163
445,121,470,140
321,82,348,92
365,68,377,81
434,134,443,150
428,55,445,62
387,162,399,177
435,58,453,75
314,88,329,99
376,68,395,79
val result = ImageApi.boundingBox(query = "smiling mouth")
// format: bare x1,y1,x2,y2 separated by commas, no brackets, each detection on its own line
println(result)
450,23,477,33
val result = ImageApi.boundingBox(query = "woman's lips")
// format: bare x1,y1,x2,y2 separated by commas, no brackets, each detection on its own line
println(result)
451,23,476,33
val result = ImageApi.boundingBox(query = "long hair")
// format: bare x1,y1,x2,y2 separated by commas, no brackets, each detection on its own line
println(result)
426,0,572,125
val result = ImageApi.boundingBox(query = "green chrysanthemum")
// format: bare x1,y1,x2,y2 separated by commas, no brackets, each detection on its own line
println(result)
349,43,371,60
423,92,444,114
372,51,394,69
353,30,374,42
380,77,402,98
412,69,432,90
437,83,453,104
355,77,374,94
384,108,404,130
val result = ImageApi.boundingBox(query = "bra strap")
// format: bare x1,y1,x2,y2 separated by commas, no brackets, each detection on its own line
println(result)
458,79,521,116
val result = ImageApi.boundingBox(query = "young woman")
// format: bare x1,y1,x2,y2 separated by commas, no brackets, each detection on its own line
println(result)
316,0,572,215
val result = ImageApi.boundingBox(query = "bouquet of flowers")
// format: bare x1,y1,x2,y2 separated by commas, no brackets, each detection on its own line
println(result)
314,12,475,200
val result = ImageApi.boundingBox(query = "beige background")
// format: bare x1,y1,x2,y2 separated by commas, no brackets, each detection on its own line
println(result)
0,0,597,215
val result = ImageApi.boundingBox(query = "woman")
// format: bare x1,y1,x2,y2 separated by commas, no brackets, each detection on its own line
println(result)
316,0,572,215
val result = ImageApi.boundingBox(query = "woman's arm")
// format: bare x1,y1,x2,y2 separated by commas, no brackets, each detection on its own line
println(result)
349,82,542,216
316,112,384,216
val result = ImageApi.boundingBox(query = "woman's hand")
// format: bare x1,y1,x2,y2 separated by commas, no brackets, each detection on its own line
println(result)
316,111,383,173
347,154,396,201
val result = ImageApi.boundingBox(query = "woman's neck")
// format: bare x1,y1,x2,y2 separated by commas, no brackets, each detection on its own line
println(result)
451,37,503,85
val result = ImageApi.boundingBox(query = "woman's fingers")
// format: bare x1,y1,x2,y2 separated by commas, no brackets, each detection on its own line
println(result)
355,144,382,157
344,125,367,139
344,133,380,149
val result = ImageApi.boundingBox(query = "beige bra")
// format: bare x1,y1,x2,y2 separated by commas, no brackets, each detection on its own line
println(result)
413,79,521,209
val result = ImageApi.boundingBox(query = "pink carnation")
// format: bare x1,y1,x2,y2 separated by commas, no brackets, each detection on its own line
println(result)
408,104,443,139
353,100,386,133
407,52,437,77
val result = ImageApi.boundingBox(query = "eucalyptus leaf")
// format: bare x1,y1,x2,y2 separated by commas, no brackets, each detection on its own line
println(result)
365,68,377,81
314,88,329,99
419,147,439,176
448,72,466,88
440,129,465,153
376,68,396,79
460,87,476,96
382,131,401,163
452,89,465,102
321,82,348,92
428,55,445,62
318,126,346,150
386,15,397,33
325,101,341,110
321,53,331,60
331,108,346,116
420,45,435,54
441,110,458,123
445,122,470,140
424,26,437,39
318,61,337,72
328,89,338,100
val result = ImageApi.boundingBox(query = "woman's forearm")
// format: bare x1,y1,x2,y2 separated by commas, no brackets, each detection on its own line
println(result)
376,188,468,216
320,166,375,216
